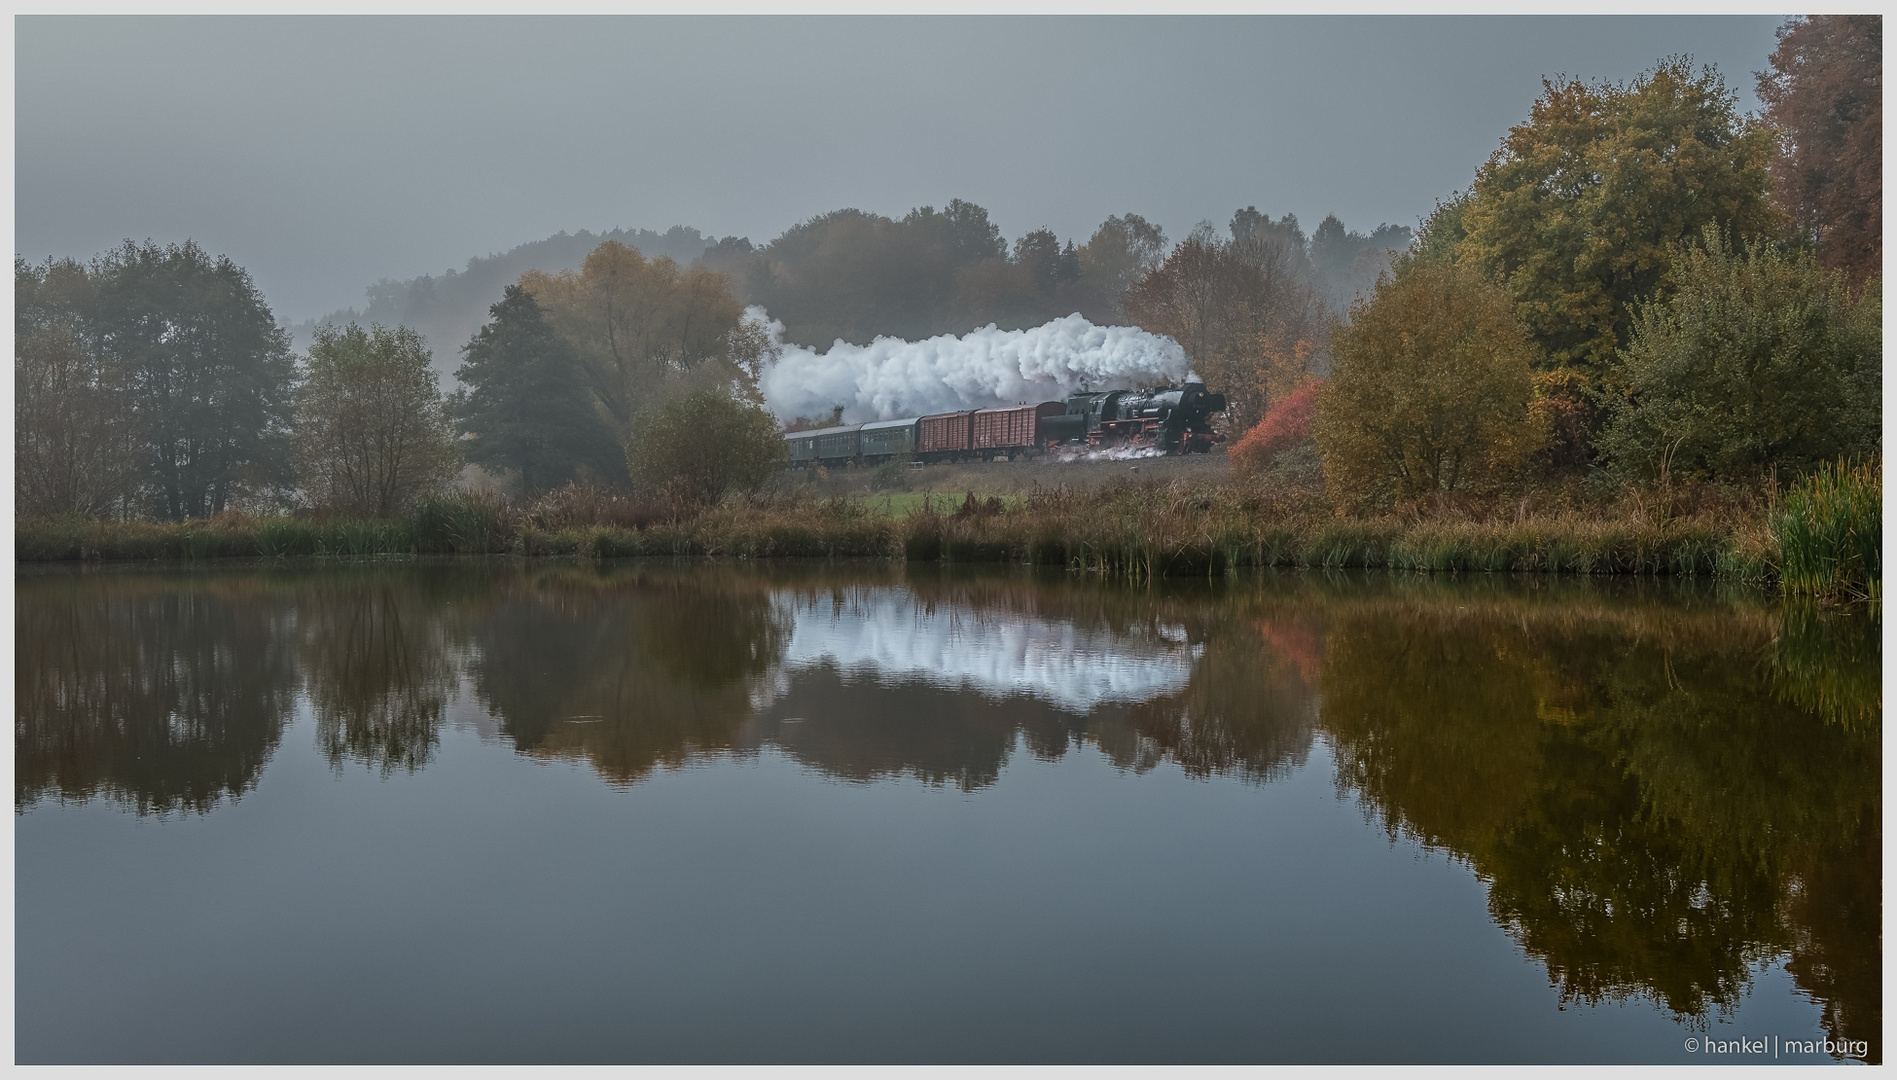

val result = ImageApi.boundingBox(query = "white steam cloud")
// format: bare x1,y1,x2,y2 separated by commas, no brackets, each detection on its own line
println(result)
749,307,1192,423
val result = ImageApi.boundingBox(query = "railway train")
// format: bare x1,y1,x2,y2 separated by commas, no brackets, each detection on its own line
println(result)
784,381,1227,468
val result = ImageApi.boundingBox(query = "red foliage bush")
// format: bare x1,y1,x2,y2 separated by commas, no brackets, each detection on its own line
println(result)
1231,381,1318,476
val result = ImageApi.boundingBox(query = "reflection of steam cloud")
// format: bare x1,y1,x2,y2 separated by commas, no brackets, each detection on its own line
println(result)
775,590,1199,712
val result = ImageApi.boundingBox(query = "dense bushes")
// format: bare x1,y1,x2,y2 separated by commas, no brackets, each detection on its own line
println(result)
1598,231,1881,482
625,388,785,505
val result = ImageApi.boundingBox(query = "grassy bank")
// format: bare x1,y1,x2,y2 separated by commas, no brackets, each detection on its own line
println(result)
15,490,902,563
15,469,1879,596
896,484,1779,582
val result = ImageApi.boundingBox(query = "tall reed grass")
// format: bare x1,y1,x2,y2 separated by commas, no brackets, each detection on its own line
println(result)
1772,458,1881,602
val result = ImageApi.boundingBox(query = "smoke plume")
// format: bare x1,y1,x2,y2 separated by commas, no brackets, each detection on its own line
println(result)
750,308,1191,422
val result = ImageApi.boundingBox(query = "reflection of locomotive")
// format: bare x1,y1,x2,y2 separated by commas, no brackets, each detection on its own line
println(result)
785,382,1227,467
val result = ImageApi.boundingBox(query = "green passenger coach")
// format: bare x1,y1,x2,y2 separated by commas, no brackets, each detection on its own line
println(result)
860,418,917,459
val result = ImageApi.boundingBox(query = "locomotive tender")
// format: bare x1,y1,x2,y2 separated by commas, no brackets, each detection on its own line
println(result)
784,382,1227,468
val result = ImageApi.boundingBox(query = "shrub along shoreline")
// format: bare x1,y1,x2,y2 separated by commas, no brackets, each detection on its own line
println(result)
16,464,1878,601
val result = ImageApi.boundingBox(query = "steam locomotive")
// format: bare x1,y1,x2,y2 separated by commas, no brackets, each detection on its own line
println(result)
784,382,1227,468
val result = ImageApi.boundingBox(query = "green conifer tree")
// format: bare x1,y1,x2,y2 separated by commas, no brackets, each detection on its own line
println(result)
453,285,621,495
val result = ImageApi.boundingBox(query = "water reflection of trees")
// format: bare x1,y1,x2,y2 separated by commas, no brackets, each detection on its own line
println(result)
1293,577,1879,1062
396,564,1322,792
756,665,1055,790
299,571,465,775
16,572,299,814
456,565,789,784
16,563,1877,1058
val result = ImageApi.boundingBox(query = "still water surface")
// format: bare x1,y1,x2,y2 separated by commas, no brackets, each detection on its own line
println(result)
16,561,1880,1063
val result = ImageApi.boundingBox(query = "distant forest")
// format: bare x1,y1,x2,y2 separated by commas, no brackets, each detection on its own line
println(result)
294,204,1412,373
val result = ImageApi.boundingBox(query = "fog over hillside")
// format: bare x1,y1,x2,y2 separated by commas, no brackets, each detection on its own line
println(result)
285,226,714,362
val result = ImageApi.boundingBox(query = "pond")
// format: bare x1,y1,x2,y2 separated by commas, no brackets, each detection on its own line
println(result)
15,560,1881,1064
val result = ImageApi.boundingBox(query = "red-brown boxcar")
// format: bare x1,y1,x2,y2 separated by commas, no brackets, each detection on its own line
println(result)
972,402,1066,452
916,411,973,456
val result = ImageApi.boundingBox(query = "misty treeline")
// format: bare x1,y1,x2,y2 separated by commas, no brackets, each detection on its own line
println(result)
1245,26,1882,507
1119,211,1411,431
714,200,1405,352
17,194,1412,518
304,198,1409,374
303,198,1409,447
455,203,1408,484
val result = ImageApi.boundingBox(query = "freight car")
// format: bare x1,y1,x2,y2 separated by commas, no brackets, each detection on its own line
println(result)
782,383,1226,467
915,411,972,459
973,402,1066,454
918,402,1067,463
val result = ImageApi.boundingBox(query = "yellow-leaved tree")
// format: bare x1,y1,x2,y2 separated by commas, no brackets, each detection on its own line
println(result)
1316,261,1545,504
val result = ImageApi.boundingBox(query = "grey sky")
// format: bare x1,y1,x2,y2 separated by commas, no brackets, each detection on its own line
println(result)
17,15,1788,323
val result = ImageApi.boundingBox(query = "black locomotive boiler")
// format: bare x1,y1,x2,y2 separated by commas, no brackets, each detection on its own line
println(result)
1047,381,1228,454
